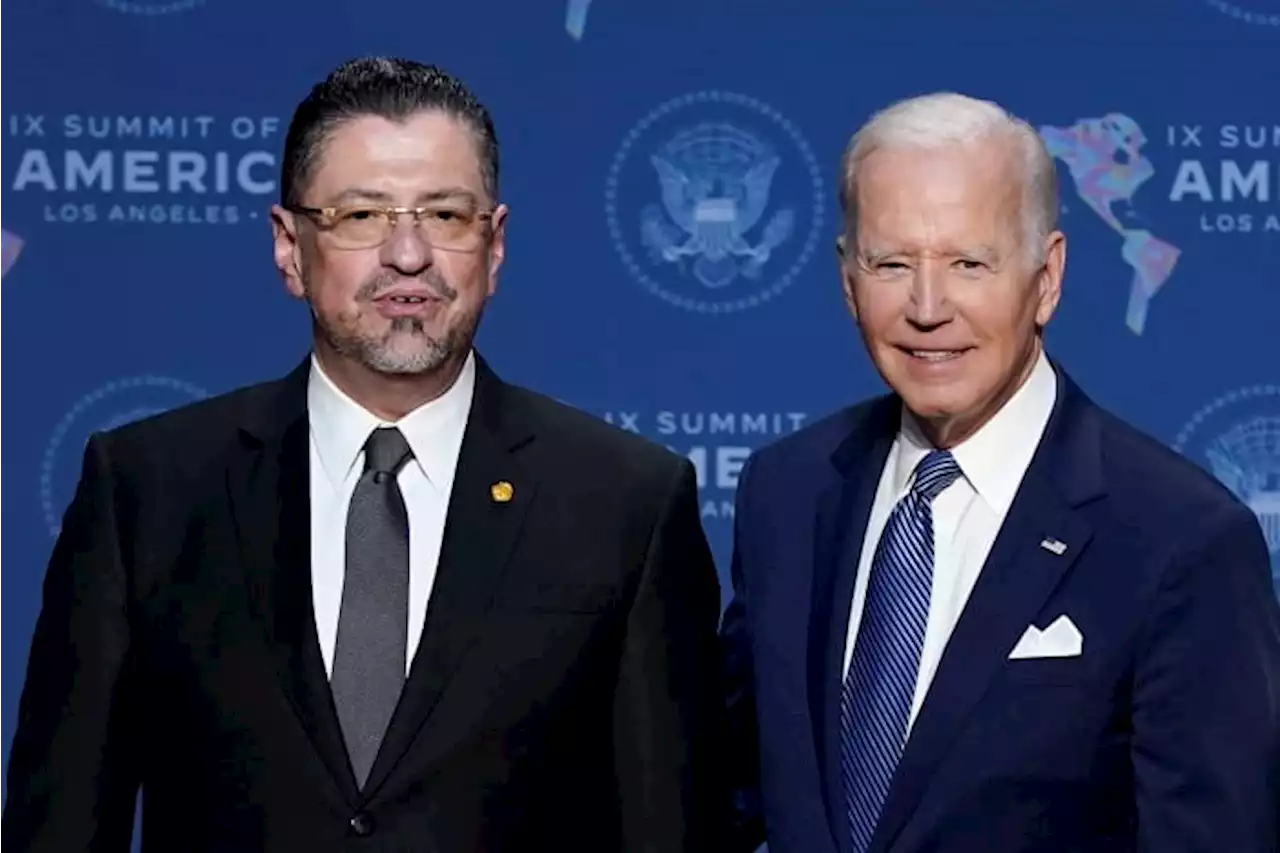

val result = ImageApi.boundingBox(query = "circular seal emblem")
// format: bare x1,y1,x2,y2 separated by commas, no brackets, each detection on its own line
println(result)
605,91,824,315
40,375,208,537
93,0,205,15
1203,0,1280,26
1174,384,1280,598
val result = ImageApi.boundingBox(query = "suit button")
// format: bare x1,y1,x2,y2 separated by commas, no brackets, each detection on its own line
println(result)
349,812,375,837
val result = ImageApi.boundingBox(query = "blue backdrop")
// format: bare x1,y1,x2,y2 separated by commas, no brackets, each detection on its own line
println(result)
3,0,1278,830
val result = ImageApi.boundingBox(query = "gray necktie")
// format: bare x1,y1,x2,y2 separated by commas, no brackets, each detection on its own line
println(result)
331,426,413,788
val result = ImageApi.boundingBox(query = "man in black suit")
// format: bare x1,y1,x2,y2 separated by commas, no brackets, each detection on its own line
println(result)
3,57,725,852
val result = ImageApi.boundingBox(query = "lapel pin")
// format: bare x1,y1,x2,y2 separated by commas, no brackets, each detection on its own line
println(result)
1039,537,1067,556
490,481,514,503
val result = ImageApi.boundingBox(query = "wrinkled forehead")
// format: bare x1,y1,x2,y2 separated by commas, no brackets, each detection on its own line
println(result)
852,142,1024,254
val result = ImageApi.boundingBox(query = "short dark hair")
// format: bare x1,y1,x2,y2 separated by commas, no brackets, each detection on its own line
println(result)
279,57,499,208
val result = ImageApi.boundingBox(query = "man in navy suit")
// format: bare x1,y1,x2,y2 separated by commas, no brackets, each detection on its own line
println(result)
720,91,1280,853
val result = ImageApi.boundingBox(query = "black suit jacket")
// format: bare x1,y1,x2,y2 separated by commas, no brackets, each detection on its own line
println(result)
3,353,727,852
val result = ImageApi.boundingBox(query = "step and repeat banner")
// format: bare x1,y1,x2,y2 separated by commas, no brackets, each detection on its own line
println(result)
3,0,1278,811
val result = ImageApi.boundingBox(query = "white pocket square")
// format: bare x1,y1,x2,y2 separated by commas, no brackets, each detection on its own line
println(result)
1008,614,1083,660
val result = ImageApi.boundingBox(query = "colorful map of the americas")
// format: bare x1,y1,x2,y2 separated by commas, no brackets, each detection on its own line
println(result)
1039,115,1180,334
2,229,24,278
566,0,592,39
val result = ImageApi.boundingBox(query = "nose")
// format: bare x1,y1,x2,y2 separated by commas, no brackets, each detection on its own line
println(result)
905,259,953,329
378,216,434,276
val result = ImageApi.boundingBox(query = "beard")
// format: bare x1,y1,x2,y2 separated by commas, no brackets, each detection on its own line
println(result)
309,268,483,376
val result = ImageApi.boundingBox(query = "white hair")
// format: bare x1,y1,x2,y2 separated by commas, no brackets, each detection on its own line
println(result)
838,92,1059,267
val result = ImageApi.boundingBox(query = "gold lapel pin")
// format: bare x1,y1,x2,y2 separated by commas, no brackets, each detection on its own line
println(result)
490,481,514,503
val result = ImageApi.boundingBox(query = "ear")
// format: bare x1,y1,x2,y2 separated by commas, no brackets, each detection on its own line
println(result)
270,205,306,300
1033,230,1066,327
484,203,509,297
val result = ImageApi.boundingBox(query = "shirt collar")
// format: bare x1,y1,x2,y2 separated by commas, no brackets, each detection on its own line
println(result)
307,349,476,492
892,347,1058,514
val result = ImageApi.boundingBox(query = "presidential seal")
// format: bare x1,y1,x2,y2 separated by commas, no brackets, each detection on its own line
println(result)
41,375,208,537
605,91,824,314
1175,384,1280,598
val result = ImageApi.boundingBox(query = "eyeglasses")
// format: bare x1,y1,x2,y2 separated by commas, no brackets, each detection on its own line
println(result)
287,203,497,252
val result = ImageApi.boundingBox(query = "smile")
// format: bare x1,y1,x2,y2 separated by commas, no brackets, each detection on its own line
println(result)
903,348,970,362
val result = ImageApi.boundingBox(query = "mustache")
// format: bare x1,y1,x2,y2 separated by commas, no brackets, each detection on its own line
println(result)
357,272,458,303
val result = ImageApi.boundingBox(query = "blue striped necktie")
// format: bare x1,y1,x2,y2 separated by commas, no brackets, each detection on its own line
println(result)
840,449,962,853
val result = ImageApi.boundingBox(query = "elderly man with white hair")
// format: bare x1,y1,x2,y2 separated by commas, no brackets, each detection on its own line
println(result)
719,92,1280,853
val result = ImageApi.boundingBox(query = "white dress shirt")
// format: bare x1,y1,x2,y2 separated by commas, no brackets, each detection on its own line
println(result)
843,348,1058,733
307,350,475,678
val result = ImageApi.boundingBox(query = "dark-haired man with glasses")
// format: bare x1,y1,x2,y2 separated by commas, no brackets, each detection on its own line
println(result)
3,57,727,853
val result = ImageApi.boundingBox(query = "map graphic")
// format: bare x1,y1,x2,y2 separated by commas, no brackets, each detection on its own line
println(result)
2,229,24,277
566,0,592,39
1039,115,1181,335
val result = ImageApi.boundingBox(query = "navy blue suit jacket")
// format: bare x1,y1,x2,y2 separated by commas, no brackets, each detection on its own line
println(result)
721,365,1280,853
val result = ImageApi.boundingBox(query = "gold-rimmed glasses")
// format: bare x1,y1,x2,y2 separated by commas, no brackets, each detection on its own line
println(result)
287,203,497,252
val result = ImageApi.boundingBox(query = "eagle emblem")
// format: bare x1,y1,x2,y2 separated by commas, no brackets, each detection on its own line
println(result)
640,122,794,290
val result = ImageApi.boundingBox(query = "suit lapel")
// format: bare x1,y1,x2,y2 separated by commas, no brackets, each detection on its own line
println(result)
227,360,360,805
809,399,899,853
362,357,537,796
868,370,1104,853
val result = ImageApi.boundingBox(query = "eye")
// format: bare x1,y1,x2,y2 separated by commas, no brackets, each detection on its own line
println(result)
425,207,474,223
338,207,382,222
955,259,986,271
